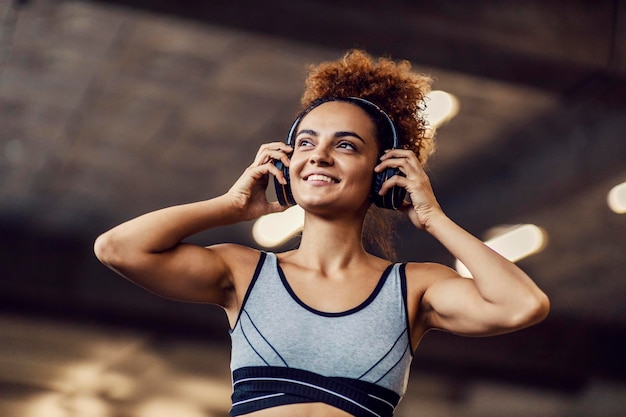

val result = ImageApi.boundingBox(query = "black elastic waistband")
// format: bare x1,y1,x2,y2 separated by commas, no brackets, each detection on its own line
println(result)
231,366,400,417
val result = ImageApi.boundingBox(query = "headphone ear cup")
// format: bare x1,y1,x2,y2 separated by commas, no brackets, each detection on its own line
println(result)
371,170,387,200
371,167,406,210
273,159,296,206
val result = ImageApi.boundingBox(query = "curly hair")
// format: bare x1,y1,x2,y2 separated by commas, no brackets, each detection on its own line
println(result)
301,49,435,164
298,50,435,260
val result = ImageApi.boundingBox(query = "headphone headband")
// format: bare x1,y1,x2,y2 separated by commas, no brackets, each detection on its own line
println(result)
286,97,398,152
345,97,399,151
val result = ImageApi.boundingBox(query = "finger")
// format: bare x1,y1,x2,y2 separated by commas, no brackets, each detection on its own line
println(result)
245,158,286,183
379,150,421,169
259,142,293,152
255,151,290,168
375,153,422,175
264,161,290,184
379,148,416,161
258,142,293,157
376,174,407,196
254,144,293,166
375,157,404,173
375,157,413,176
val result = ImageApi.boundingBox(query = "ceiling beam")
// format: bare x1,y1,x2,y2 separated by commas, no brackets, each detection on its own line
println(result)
88,0,624,94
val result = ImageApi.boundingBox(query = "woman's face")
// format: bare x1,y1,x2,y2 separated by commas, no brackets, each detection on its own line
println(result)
289,101,381,214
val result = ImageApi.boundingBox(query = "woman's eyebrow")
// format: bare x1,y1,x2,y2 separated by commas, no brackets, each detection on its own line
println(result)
295,129,318,138
335,131,365,143
295,129,366,144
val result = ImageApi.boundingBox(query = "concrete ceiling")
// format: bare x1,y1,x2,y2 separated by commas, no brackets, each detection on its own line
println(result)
1,0,625,395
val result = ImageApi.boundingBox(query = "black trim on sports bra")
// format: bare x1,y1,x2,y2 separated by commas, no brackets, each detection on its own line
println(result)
229,251,267,333
276,260,395,317
399,264,415,356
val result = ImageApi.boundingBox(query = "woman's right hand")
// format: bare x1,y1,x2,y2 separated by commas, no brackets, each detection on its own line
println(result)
94,141,293,305
227,142,293,221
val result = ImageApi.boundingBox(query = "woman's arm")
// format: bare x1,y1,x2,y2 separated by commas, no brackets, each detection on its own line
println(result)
376,149,550,336
415,215,549,335
94,142,292,306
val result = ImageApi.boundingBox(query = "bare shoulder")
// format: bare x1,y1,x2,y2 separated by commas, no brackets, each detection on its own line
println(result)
403,262,459,310
404,261,456,285
209,243,263,281
209,243,266,322
209,243,266,298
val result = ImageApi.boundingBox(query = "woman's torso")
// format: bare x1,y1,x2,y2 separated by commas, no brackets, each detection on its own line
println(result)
243,402,354,417
228,250,415,417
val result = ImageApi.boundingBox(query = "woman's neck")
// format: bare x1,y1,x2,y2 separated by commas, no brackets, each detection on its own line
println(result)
292,212,371,272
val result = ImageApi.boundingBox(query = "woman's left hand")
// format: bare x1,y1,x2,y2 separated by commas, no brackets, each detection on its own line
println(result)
374,149,443,229
377,149,549,337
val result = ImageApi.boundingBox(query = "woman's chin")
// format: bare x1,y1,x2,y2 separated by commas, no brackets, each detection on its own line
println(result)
297,197,370,217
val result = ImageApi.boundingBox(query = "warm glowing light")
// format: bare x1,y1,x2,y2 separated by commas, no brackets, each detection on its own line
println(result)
56,362,137,400
24,394,66,417
425,90,459,128
252,205,304,247
173,376,232,410
134,398,209,417
455,224,547,278
607,182,626,214
25,393,112,417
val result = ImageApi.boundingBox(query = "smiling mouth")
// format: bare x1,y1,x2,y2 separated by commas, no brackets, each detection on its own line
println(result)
304,174,338,183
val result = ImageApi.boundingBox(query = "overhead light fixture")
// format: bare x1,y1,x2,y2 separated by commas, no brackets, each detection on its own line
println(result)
607,181,626,214
425,90,459,128
252,205,304,248
455,224,547,278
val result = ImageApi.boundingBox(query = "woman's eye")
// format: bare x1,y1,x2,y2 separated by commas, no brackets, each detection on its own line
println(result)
296,138,313,147
338,141,356,150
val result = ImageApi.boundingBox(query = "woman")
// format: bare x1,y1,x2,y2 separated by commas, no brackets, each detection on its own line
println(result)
94,50,549,417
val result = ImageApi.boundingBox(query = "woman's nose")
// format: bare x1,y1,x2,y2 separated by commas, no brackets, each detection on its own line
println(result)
309,145,333,166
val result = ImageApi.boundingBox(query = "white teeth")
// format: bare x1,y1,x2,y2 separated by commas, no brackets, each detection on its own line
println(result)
307,174,335,183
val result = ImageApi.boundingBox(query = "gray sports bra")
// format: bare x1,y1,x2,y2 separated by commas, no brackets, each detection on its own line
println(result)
229,252,413,417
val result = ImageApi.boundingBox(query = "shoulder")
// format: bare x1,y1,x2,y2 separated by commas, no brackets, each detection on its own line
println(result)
209,243,264,278
404,261,456,283
402,261,460,340
210,242,262,261
404,261,457,279
403,261,458,306
209,243,274,298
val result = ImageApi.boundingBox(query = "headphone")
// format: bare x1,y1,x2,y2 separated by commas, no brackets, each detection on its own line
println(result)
273,97,406,210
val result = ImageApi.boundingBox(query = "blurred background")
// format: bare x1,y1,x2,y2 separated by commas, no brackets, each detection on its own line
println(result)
1,0,625,416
